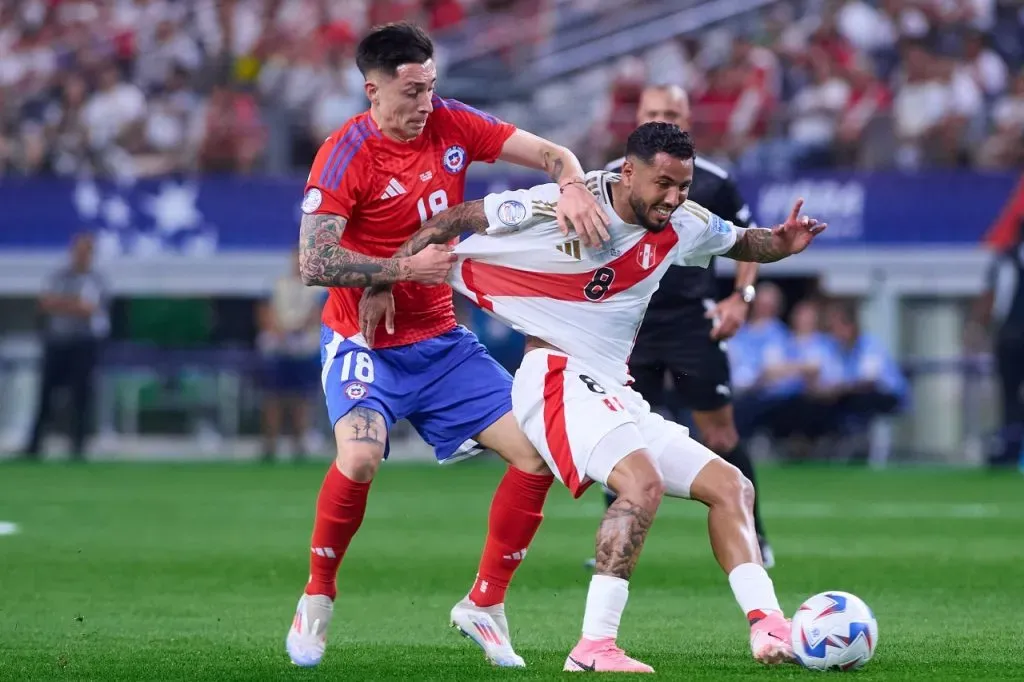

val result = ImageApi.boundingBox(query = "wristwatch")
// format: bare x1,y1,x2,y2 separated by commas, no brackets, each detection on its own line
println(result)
736,285,756,304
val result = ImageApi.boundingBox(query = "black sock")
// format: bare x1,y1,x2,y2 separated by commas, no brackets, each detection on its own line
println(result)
723,441,767,540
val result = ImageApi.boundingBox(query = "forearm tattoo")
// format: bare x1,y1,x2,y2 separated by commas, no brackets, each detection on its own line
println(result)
725,227,787,263
542,149,566,183
298,214,410,287
391,200,489,260
594,497,655,580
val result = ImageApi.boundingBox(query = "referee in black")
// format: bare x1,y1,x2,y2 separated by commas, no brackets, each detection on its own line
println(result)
593,84,775,567
22,233,110,461
974,229,1024,468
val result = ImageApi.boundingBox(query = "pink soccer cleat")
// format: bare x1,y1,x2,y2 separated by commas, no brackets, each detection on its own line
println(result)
749,610,795,664
563,637,655,673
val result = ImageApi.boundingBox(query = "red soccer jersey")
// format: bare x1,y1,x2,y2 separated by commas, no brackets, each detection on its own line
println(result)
303,95,516,347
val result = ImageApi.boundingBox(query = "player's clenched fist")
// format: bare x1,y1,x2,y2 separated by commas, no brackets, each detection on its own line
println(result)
402,244,457,284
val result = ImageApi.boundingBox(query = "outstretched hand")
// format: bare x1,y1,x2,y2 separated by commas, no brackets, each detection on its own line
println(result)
771,199,827,255
359,287,395,348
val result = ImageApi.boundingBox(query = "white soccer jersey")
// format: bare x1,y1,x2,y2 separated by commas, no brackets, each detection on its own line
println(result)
450,171,738,385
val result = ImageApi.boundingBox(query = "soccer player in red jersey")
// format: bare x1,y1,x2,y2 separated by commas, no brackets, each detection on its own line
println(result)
285,23,610,668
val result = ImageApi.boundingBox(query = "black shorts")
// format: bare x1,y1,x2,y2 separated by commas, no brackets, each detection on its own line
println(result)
629,313,732,413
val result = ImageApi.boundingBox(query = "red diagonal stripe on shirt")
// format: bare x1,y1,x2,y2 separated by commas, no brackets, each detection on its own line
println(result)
461,227,678,306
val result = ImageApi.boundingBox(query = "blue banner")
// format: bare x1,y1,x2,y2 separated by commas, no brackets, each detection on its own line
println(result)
0,171,1018,254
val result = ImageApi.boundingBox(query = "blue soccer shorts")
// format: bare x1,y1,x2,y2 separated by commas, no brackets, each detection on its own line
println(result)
320,324,511,462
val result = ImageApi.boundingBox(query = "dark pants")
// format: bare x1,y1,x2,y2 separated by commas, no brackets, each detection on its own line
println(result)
994,328,1024,464
25,338,99,459
736,390,900,441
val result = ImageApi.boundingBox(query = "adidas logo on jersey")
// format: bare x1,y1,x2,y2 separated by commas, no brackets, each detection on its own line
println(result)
555,238,582,260
380,178,407,200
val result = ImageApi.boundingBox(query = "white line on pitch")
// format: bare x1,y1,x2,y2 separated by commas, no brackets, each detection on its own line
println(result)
0,521,19,536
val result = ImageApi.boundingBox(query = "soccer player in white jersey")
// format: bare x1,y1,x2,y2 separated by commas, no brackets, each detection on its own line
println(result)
358,123,827,673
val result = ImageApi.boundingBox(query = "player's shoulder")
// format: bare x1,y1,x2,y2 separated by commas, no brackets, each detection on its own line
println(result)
674,200,717,228
318,112,379,159
315,114,377,165
429,94,502,127
671,199,733,238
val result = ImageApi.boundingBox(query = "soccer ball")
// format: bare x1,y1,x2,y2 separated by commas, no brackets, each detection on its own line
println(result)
791,591,878,671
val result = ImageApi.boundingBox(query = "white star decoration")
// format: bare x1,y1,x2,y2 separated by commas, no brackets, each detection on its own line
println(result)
102,195,131,228
74,181,101,219
142,182,202,235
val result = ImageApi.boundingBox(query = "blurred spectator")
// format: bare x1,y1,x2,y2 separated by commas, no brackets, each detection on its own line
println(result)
893,41,948,169
192,82,266,173
820,300,908,424
80,61,147,176
963,29,1008,99
0,0,1022,176
835,54,892,167
22,233,109,462
756,299,846,444
731,282,790,437
977,68,1024,169
257,249,324,462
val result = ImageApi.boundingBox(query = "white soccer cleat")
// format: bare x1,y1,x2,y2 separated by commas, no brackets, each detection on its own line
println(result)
450,597,526,668
286,593,334,667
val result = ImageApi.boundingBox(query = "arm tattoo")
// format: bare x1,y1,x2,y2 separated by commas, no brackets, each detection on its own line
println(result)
594,497,655,580
541,148,567,183
392,200,488,260
724,227,787,263
298,213,410,287
343,406,387,447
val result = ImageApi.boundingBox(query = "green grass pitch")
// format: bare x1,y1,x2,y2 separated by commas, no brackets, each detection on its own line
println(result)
1,459,1023,680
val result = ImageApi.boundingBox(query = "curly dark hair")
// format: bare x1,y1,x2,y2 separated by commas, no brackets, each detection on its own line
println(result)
356,23,434,77
625,122,696,165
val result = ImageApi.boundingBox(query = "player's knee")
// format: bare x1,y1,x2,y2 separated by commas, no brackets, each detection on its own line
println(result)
691,459,750,510
634,469,666,510
610,452,665,512
478,411,550,475
334,444,383,482
717,462,754,512
703,425,739,455
501,439,550,476
333,407,388,482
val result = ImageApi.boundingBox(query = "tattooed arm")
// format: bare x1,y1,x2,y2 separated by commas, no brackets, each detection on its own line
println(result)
723,227,791,263
497,129,610,246
392,200,488,259
723,205,827,263
298,213,454,288
298,213,408,287
497,129,585,184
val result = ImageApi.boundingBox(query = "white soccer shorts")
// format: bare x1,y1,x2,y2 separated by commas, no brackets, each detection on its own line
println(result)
511,349,719,498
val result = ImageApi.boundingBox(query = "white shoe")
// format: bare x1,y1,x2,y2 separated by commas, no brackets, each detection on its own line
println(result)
450,597,526,668
286,593,333,667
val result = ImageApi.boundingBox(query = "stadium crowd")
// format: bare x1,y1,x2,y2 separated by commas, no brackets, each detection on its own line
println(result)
1,0,1022,179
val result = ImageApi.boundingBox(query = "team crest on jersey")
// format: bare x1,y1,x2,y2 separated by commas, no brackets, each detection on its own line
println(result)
636,243,658,270
497,200,527,227
442,145,467,174
301,188,322,214
344,382,368,400
555,238,582,260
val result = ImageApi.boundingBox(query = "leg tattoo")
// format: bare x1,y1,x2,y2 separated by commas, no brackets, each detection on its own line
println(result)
594,497,655,579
